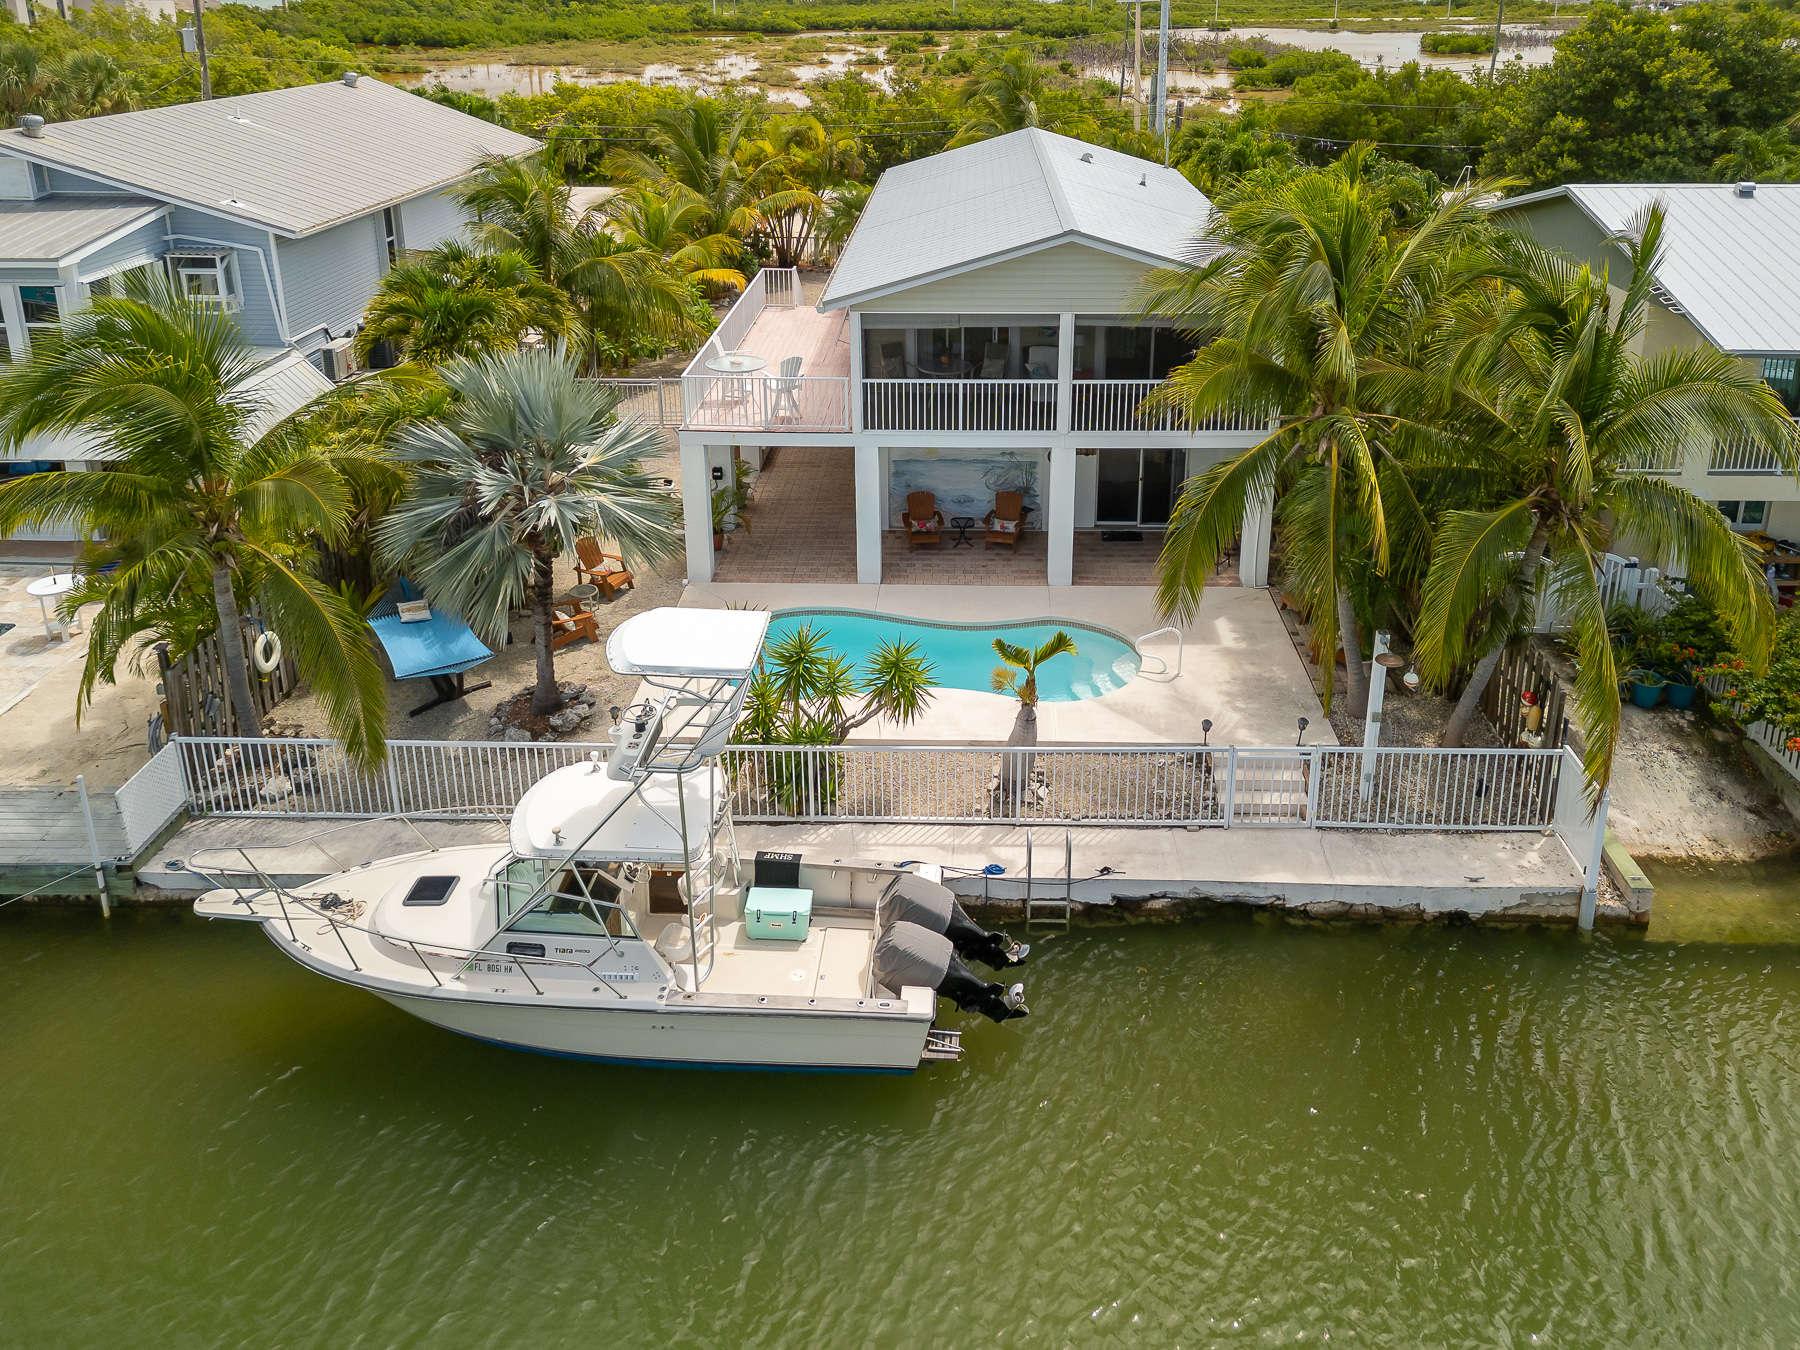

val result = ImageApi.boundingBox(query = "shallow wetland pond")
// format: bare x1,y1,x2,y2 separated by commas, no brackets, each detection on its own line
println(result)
4,885,1799,1346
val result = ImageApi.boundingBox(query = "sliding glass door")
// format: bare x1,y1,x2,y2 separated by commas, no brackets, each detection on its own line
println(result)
1095,449,1181,526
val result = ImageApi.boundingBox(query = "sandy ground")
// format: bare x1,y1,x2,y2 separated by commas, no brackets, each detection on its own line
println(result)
0,566,163,788
1604,704,1795,862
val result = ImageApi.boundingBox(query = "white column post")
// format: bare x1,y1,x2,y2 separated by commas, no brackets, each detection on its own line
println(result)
1578,789,1610,931
1047,447,1076,586
1358,630,1388,801
848,310,865,435
0,286,25,360
1055,312,1075,434
680,437,715,584
1240,477,1274,588
855,444,883,585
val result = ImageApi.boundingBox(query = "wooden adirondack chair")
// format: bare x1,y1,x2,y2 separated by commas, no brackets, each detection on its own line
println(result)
573,537,635,600
548,604,600,651
984,491,1029,549
902,491,944,548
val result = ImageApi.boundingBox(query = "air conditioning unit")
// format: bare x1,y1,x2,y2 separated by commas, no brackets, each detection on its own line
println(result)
319,338,355,383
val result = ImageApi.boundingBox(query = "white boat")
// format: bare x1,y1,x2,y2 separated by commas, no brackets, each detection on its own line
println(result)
192,608,1029,1072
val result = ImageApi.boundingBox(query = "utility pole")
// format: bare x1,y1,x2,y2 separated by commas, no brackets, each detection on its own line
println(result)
1132,0,1143,134
1153,0,1170,163
190,0,212,99
1488,0,1505,77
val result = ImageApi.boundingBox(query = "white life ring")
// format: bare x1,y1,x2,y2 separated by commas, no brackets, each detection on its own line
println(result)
253,631,283,674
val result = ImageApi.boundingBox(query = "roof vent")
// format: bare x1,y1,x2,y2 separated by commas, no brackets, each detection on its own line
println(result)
1139,172,1147,187
18,114,44,139
1080,152,1093,163
1736,180,1756,197
342,70,360,88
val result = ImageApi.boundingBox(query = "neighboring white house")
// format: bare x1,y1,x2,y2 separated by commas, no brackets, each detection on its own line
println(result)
671,129,1273,589
0,75,540,542
1494,182,1800,543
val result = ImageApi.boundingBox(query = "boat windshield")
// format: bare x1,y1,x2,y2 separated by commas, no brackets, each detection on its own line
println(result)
503,861,638,940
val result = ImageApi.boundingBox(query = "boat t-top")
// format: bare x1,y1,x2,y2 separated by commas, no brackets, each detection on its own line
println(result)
192,607,1030,1071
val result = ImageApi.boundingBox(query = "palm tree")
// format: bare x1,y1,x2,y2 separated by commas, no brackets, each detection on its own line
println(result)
947,49,1096,148
1138,145,1497,716
0,286,389,761
377,346,682,716
603,185,746,294
1416,206,1799,788
457,154,704,372
737,622,938,744
355,241,569,367
604,104,820,251
739,114,867,267
816,182,872,264
991,630,1078,746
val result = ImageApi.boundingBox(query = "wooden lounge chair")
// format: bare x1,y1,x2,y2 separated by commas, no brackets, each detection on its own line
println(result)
902,491,944,548
573,538,635,600
548,604,600,651
984,491,1030,549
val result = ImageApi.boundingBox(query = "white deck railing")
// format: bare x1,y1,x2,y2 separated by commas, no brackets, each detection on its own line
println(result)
681,373,851,432
140,736,1576,834
581,377,684,428
1070,381,1268,433
1709,435,1791,475
862,378,1057,432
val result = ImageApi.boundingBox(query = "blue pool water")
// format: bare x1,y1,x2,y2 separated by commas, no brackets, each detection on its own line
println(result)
764,609,1140,700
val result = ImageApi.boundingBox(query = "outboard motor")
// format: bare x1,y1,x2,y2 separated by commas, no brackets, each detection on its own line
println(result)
873,921,1027,1024
880,872,1028,969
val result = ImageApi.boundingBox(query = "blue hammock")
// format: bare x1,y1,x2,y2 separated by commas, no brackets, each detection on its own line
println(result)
368,580,495,716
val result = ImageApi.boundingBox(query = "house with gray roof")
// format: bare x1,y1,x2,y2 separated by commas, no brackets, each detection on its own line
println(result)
1494,183,1800,548
0,75,539,542
667,128,1271,589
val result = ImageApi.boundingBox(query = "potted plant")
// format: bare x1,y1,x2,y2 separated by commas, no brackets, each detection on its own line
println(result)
1660,641,1702,709
1625,667,1667,708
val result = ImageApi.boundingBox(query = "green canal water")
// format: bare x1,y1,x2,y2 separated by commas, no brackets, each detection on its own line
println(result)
5,901,1800,1349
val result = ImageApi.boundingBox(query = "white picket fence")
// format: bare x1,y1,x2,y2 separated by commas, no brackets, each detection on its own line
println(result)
1703,676,1800,787
1533,553,1675,630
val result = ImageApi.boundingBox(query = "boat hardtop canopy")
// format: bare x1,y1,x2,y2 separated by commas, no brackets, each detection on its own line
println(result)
510,760,725,863
606,607,770,680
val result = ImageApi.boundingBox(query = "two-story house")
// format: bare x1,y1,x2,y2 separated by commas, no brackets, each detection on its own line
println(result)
0,74,539,541
1494,183,1800,541
671,129,1272,589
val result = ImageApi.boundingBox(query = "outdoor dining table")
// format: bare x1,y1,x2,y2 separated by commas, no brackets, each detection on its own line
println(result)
25,571,81,643
704,353,768,375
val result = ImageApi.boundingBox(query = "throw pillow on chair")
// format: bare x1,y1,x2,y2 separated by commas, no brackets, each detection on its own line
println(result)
993,518,1018,534
910,518,937,533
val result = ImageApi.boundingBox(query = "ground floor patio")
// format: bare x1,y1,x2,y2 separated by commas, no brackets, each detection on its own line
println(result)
710,445,1244,587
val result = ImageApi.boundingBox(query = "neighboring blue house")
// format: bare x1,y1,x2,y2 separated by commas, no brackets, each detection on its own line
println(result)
0,74,540,541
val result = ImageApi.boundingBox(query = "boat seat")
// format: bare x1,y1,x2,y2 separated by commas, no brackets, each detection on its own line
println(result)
655,921,694,964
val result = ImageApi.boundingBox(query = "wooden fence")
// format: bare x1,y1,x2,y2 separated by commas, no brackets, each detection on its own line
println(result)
155,606,298,737
1480,637,1569,751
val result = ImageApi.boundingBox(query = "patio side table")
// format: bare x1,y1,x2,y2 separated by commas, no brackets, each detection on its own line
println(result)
949,516,977,548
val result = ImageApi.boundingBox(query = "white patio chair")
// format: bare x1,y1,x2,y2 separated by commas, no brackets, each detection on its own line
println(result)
769,355,803,424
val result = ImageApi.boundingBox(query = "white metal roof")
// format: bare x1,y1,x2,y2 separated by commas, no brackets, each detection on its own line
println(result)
606,607,771,679
1497,183,1800,356
0,196,166,266
819,128,1212,310
0,78,541,238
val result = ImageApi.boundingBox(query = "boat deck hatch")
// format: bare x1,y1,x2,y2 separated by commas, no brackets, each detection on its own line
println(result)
401,876,458,907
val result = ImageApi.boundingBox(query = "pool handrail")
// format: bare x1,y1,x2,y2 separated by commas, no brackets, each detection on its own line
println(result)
1134,626,1183,680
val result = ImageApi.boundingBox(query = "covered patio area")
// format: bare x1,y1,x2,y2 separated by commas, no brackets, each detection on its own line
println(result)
711,446,1240,587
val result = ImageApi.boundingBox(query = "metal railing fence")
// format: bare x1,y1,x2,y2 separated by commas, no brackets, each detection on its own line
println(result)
138,736,1571,834
1709,435,1791,475
1070,381,1270,434
582,377,684,428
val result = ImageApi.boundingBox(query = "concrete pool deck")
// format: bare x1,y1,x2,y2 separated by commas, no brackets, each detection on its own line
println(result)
679,582,1336,748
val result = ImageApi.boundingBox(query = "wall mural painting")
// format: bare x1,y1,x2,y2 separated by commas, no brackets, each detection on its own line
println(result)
888,452,1042,528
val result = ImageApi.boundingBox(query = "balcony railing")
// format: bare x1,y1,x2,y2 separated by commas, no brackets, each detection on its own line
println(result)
1709,435,1792,475
863,378,1056,432
1071,380,1271,433
682,374,851,432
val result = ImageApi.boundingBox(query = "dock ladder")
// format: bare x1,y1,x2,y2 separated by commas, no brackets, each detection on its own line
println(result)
1022,829,1074,931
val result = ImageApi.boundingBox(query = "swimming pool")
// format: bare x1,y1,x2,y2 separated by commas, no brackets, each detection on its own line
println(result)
764,609,1140,701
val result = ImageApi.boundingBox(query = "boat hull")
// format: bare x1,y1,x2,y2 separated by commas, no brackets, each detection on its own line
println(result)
374,990,933,1073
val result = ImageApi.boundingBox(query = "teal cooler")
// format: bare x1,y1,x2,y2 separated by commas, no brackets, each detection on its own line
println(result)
744,887,812,941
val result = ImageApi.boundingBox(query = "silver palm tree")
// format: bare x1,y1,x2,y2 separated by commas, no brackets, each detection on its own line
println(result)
377,346,682,715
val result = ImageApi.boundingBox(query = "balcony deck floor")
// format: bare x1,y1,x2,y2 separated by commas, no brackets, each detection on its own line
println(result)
731,303,852,381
